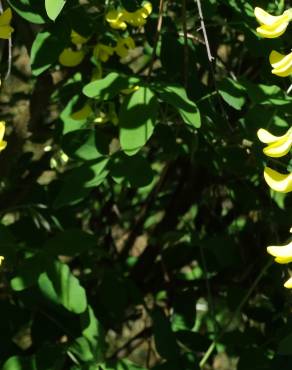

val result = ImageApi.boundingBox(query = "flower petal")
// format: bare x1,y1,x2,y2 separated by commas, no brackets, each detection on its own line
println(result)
267,241,292,259
263,129,292,158
254,7,285,25
284,276,292,289
59,48,85,67
263,167,292,193
71,30,89,45
269,50,292,77
256,21,289,38
0,121,6,141
275,256,292,264
257,128,288,144
105,10,127,30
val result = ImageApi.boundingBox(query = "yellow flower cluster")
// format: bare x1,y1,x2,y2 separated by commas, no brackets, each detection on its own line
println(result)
106,2,152,30
255,7,292,77
0,121,7,152
255,6,292,288
59,31,136,67
0,8,13,39
257,128,292,193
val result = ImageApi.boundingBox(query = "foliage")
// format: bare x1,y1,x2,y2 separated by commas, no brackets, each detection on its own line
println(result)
0,0,292,369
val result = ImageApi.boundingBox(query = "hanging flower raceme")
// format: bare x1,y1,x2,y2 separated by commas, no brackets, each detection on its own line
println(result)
269,50,292,77
257,127,292,193
255,6,292,289
267,229,292,288
0,121,7,152
105,2,152,30
254,7,292,38
0,8,13,39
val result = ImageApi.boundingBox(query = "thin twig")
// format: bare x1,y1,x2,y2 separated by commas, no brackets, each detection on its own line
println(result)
195,0,214,62
5,37,12,80
199,259,273,368
194,0,233,131
147,0,164,78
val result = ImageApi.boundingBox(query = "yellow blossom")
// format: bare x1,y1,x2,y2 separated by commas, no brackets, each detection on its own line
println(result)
267,229,292,288
0,256,4,265
105,2,152,30
269,50,292,77
105,10,127,30
71,30,89,45
254,7,292,38
59,48,85,67
93,44,115,62
0,8,13,39
115,37,136,58
257,127,292,158
263,167,292,193
0,121,7,152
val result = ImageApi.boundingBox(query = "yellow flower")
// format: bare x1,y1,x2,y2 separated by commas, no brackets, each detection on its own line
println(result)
0,8,13,39
59,48,85,67
269,50,292,77
263,167,292,193
105,2,152,30
0,256,4,265
93,44,115,62
71,30,89,45
105,10,127,30
0,121,7,152
71,104,93,121
115,37,136,58
267,229,292,288
257,127,292,158
254,7,292,38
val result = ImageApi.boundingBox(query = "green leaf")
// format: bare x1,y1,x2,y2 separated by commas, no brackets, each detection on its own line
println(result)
119,87,158,155
80,306,105,361
83,72,139,101
156,85,201,128
218,77,246,110
43,229,96,256
30,26,70,76
45,0,66,21
278,333,292,355
62,129,110,161
38,260,87,314
152,308,180,364
69,306,105,363
8,0,47,23
53,158,109,208
3,356,36,370
11,254,47,291
110,153,154,187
